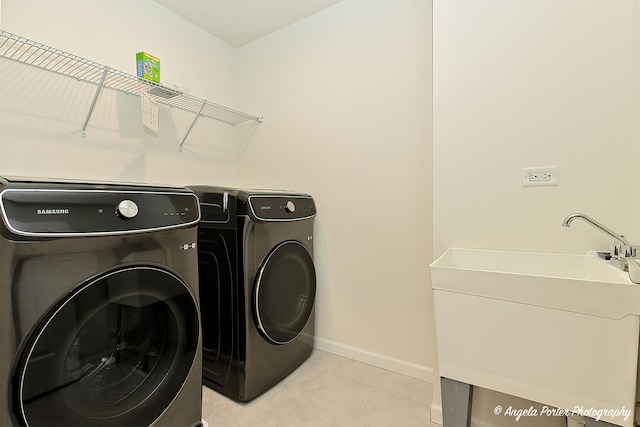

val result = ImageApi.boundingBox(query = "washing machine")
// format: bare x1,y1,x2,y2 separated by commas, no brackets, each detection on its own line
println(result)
188,186,316,402
0,176,203,427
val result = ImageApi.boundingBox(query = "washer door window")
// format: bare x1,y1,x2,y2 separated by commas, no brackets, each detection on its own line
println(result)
254,240,316,344
14,267,199,427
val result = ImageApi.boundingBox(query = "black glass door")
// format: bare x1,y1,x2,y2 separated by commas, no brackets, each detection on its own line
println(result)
13,266,199,427
253,241,316,344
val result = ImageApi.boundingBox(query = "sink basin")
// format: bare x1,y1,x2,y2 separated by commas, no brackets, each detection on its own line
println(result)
431,248,637,319
430,248,640,427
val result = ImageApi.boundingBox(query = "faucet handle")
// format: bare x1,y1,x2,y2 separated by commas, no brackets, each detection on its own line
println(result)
612,242,625,257
611,241,638,258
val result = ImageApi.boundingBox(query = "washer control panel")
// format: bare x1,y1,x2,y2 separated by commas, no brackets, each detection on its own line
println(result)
0,189,200,236
248,196,316,221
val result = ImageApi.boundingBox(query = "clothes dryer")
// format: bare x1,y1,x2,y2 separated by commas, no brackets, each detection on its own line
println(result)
188,187,316,401
0,176,202,427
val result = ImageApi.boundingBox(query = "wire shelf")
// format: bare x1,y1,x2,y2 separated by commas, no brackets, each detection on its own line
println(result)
0,30,262,147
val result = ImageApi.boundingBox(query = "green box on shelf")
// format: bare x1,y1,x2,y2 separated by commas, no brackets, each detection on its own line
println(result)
136,51,160,83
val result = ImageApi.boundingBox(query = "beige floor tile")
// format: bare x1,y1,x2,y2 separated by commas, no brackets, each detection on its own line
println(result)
301,373,380,423
332,357,433,404
202,412,232,426
355,388,430,427
275,400,353,427
212,384,303,427
304,348,347,371
273,362,331,399
202,385,232,416
201,349,435,427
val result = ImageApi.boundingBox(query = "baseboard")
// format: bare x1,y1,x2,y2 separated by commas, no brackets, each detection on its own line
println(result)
313,336,434,382
431,403,443,425
469,416,501,427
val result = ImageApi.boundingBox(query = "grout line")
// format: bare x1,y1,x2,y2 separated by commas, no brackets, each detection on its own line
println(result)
273,395,306,427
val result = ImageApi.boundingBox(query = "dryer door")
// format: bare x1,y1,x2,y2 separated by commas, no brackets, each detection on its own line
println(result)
12,266,199,427
254,240,316,344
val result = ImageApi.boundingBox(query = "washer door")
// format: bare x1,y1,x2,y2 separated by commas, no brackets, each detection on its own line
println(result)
13,266,199,427
254,240,316,344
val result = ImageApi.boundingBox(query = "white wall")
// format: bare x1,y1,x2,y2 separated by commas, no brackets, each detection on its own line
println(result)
235,0,434,378
434,0,635,257
433,0,638,425
632,2,640,241
0,0,243,186
0,0,435,381
1,0,237,105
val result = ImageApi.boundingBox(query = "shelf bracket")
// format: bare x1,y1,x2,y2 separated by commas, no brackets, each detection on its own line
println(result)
81,66,109,138
178,101,206,152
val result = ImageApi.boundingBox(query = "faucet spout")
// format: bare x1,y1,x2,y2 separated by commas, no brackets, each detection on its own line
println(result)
564,212,640,282
562,213,628,247
621,258,640,284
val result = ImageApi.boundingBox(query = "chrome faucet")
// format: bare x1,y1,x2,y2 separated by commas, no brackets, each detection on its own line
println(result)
562,213,640,279
562,213,630,254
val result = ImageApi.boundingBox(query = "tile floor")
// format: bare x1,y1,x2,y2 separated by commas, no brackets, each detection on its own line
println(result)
201,349,433,427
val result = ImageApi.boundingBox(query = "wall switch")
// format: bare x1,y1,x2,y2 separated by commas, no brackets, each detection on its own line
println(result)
522,166,559,187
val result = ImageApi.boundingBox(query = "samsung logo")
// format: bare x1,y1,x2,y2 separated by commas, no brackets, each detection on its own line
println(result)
37,208,70,215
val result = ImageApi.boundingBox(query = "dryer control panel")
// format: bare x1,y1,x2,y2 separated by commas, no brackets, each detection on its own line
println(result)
247,196,316,221
0,189,200,237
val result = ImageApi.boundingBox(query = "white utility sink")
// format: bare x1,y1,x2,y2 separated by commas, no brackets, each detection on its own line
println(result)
430,248,640,427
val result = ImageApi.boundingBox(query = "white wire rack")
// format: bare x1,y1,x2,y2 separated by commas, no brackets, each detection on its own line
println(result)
0,30,262,149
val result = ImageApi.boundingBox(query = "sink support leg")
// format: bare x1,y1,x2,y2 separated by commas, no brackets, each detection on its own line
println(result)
585,418,618,427
441,377,473,427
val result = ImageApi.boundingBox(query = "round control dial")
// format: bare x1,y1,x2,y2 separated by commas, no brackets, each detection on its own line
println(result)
285,201,296,213
116,199,139,219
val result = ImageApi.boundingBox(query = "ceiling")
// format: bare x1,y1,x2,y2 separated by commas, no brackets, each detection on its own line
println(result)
151,0,344,48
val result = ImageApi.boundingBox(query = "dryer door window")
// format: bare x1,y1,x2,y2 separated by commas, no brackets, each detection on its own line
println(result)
254,240,316,344
13,266,199,427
